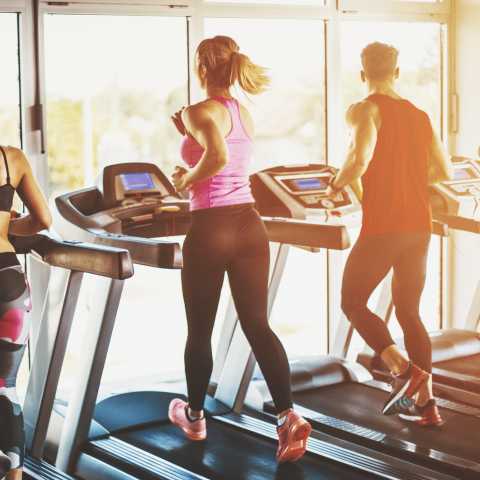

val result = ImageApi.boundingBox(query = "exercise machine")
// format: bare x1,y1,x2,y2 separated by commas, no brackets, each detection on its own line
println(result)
218,163,480,480
48,162,453,480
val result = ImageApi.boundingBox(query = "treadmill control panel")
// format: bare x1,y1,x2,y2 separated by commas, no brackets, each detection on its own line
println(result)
91,162,191,237
251,164,361,222
431,157,480,222
275,172,353,210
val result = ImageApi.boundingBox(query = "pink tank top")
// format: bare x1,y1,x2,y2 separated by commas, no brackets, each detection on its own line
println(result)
180,96,255,211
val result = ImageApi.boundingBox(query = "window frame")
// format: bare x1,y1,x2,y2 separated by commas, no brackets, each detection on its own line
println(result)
339,0,450,16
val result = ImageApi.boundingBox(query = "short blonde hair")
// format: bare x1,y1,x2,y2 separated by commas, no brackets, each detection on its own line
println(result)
196,36,269,95
361,42,399,81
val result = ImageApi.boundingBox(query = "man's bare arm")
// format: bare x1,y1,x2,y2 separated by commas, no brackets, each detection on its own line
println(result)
332,101,378,191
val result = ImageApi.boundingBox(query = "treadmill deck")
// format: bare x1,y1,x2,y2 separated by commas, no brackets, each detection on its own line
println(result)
113,418,377,480
287,382,480,468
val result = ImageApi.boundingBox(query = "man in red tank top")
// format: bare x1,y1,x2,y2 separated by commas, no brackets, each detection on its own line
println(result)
328,42,452,426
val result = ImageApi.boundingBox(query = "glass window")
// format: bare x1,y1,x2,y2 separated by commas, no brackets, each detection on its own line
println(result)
269,247,329,357
44,15,189,394
205,18,328,357
205,18,326,171
44,15,188,200
0,13,21,148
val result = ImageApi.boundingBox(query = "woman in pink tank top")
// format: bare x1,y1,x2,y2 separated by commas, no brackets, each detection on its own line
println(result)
168,36,311,463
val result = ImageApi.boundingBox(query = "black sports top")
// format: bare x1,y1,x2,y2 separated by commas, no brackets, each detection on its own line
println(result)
0,146,15,212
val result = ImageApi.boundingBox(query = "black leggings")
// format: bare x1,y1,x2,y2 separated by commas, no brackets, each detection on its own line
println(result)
0,252,30,472
341,232,432,372
181,204,292,413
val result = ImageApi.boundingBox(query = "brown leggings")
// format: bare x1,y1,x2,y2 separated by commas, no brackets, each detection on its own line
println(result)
341,232,432,372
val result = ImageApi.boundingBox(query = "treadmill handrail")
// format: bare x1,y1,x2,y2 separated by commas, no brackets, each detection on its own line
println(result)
56,187,183,268
432,220,449,237
433,212,480,234
262,216,351,250
10,232,133,280
56,187,112,230
89,229,183,269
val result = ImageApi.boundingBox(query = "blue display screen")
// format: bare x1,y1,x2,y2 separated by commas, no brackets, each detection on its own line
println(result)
291,177,329,191
121,172,155,191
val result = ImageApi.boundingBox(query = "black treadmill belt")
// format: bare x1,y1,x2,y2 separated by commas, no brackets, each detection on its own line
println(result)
116,420,376,480
294,383,480,462
436,353,480,377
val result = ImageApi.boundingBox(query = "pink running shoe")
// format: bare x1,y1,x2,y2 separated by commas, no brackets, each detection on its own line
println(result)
276,410,312,463
168,399,207,441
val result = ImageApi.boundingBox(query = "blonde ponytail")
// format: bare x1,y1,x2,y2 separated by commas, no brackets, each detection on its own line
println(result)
229,51,270,95
196,36,270,95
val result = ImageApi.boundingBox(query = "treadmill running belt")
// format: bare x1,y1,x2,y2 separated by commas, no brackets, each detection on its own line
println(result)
116,420,377,480
293,383,480,462
436,353,480,377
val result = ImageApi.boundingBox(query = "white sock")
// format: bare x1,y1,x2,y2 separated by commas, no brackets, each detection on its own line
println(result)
187,407,204,421
277,415,288,427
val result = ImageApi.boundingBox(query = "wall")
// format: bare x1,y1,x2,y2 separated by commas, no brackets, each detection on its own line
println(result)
448,0,480,329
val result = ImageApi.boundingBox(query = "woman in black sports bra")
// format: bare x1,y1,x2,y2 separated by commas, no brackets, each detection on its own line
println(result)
0,146,51,480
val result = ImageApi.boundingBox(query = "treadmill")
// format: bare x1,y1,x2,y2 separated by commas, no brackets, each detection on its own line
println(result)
48,162,454,480
8,231,133,480
357,157,480,402
215,163,480,480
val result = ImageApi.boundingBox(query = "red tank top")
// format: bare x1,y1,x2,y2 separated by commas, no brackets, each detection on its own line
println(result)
360,94,433,236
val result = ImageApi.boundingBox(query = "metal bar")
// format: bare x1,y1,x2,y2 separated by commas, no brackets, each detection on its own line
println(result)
214,244,290,411
210,297,238,388
56,278,124,473
24,269,84,458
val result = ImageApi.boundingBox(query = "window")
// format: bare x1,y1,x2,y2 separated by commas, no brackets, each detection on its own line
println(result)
44,14,190,393
205,18,326,171
269,247,329,356
44,14,188,200
0,13,21,148
205,18,328,357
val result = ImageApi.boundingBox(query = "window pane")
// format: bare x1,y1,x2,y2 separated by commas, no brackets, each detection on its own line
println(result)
205,19,328,357
270,247,328,357
44,15,189,393
0,13,21,148
205,18,326,171
44,15,188,199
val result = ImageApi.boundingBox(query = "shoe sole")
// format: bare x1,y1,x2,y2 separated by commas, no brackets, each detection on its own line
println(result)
382,372,428,416
168,406,207,442
399,413,445,428
277,420,312,464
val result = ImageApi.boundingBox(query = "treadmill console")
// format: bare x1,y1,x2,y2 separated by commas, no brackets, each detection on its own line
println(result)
431,157,480,220
251,164,361,223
